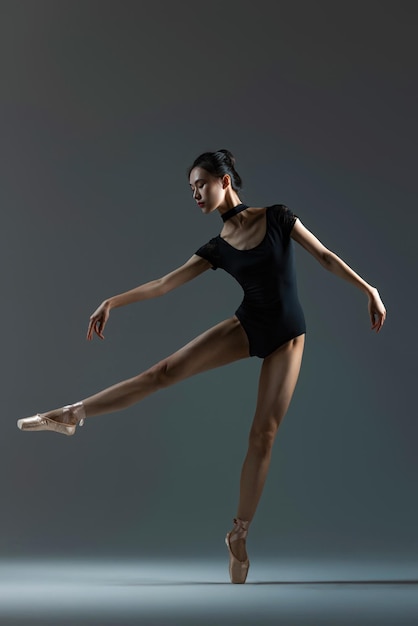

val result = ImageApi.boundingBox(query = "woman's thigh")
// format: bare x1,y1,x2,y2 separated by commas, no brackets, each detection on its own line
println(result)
149,315,250,384
249,333,305,435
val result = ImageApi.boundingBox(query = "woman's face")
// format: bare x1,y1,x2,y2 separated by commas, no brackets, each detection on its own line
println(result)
189,167,228,214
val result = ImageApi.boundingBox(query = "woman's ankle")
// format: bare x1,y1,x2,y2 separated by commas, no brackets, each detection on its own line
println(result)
44,401,85,425
230,517,250,541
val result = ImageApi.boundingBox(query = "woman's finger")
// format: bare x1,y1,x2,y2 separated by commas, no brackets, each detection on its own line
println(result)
95,319,105,339
87,319,94,340
380,312,386,329
88,316,98,340
375,313,384,332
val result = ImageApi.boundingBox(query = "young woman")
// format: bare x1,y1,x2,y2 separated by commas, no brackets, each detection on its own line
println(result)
17,149,386,583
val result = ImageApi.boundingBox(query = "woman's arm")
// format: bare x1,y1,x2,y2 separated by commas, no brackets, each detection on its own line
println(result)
291,218,387,332
87,254,211,340
108,255,210,307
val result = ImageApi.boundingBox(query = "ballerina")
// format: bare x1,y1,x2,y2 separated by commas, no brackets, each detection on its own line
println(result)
17,148,386,583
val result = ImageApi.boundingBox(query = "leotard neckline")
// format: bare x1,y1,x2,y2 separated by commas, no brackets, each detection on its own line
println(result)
218,207,269,252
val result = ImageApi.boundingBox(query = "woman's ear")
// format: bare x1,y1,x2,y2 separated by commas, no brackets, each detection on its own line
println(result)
222,174,230,189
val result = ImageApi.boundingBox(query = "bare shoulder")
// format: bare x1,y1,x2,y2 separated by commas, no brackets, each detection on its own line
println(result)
247,206,268,216
245,205,268,224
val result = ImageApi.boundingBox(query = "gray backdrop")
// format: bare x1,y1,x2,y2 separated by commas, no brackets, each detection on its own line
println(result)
1,0,417,560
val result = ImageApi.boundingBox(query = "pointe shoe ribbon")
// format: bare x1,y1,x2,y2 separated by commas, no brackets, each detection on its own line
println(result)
225,517,250,584
17,402,86,436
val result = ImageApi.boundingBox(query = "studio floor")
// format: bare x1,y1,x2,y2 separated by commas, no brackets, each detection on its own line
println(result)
0,557,417,625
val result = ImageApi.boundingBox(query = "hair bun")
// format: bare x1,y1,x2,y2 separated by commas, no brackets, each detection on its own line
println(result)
187,149,243,191
218,149,236,168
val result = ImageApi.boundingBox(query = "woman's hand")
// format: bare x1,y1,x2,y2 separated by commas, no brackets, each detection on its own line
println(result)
87,300,111,340
368,288,386,333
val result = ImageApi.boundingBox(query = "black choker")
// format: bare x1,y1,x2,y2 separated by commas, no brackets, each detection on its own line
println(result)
221,203,249,223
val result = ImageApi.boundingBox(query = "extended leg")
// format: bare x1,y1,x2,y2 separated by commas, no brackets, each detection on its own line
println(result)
231,333,305,561
22,316,250,427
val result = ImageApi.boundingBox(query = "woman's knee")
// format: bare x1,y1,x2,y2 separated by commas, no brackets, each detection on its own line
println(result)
144,359,182,389
248,426,277,457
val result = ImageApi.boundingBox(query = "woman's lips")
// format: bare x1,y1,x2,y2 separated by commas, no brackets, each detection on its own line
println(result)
197,202,205,207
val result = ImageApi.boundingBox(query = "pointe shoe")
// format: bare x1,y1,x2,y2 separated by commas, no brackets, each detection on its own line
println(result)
17,401,86,436
225,517,250,584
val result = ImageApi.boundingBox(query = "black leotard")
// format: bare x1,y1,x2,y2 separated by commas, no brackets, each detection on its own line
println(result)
194,204,306,358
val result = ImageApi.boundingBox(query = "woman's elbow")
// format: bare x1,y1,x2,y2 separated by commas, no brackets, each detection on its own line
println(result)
150,277,169,297
158,273,184,296
320,249,335,269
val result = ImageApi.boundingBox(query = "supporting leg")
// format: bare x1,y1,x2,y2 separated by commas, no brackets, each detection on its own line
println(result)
231,334,305,561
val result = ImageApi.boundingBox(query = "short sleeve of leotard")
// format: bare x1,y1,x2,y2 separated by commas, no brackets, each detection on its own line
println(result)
270,204,298,239
194,237,220,270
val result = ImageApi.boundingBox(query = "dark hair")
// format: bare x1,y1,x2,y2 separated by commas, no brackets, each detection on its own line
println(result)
187,149,243,191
